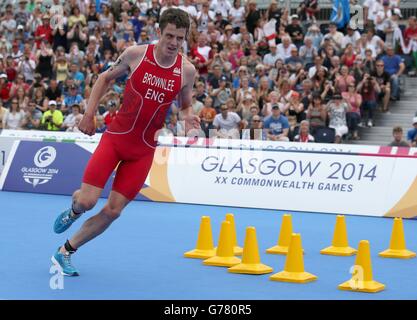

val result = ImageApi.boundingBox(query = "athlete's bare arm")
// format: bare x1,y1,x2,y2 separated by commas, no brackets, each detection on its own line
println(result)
178,58,201,134
79,45,147,136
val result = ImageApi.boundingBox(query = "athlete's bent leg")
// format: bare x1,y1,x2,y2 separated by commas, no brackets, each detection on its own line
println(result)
53,183,103,234
54,135,120,234
53,149,154,275
71,183,103,214
64,151,154,249
62,191,130,252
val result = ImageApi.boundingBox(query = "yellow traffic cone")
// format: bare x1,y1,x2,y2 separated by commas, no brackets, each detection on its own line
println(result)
266,214,293,255
184,216,216,259
270,233,317,283
339,240,385,293
320,215,357,256
225,213,243,256
203,221,241,267
228,227,273,275
379,218,416,259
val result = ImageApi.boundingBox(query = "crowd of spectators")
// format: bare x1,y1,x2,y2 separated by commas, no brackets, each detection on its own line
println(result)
0,0,417,146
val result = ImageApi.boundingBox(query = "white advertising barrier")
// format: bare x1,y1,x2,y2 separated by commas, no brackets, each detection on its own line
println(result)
0,137,16,174
0,129,102,143
1,139,417,217
2,129,417,155
0,130,101,174
145,144,417,217
158,136,417,156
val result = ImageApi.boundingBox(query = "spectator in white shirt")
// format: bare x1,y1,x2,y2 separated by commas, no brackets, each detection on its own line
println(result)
229,0,245,32
18,48,36,84
213,104,242,139
341,26,361,49
263,43,281,70
374,0,392,39
210,0,232,19
62,104,82,131
364,0,383,25
0,10,17,42
2,99,25,130
197,2,215,33
179,0,198,20
308,55,328,79
364,27,385,57
277,36,297,61
322,22,344,53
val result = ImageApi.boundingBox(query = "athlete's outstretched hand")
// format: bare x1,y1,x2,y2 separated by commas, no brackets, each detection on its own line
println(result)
184,114,201,135
79,114,96,136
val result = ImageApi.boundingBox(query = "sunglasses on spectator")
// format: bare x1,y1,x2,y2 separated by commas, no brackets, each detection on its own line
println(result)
253,119,261,122
376,64,384,67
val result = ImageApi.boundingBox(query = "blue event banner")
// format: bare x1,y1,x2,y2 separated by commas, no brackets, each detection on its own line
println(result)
0,141,149,201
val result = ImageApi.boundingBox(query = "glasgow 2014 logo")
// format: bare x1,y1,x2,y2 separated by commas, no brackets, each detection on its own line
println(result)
34,146,57,168
22,146,59,187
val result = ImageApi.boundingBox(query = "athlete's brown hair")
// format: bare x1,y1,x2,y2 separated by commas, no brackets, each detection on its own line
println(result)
159,8,190,36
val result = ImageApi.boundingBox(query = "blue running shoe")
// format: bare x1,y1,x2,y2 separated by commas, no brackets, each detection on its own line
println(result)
54,208,80,234
51,248,79,277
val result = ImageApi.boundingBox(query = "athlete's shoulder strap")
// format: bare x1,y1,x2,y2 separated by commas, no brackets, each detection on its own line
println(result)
127,44,150,79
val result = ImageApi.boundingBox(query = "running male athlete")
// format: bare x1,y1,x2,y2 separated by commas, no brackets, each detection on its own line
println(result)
52,8,199,276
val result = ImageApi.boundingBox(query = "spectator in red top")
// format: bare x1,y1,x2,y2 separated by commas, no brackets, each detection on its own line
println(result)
103,100,118,126
190,33,213,79
404,16,417,46
341,43,356,68
35,14,53,49
9,74,30,98
0,74,12,105
11,41,23,64
5,56,17,82
404,16,417,74
294,120,315,143
358,73,381,127
227,41,244,71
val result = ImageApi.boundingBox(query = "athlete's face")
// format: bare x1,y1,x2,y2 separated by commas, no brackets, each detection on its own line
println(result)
158,23,187,58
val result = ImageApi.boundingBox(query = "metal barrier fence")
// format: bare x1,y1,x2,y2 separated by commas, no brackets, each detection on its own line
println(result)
256,0,417,20
1,0,417,22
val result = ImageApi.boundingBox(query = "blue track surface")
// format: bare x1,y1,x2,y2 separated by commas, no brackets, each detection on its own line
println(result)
1,190,417,300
